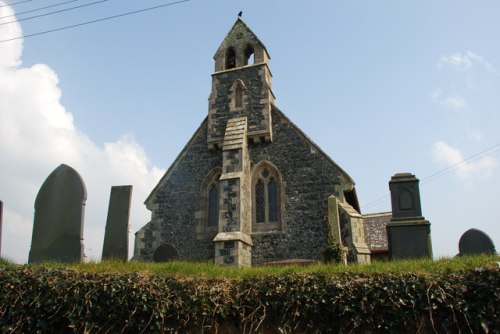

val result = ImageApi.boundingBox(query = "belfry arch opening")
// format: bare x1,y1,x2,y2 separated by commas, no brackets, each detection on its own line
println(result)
226,47,236,69
244,45,255,65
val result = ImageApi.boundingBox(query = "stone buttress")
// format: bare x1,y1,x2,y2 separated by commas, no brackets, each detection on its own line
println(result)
213,117,252,266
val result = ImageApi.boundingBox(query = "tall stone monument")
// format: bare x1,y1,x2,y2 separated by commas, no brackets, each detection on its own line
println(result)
387,173,432,259
102,185,132,262
29,164,86,263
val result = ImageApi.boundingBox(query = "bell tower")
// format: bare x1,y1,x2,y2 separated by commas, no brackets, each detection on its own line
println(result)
210,19,276,267
207,18,275,149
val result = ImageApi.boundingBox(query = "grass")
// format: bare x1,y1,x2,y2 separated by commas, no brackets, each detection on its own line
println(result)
23,253,499,279
0,256,14,266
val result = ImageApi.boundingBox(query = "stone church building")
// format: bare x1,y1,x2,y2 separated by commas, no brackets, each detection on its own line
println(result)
134,19,371,266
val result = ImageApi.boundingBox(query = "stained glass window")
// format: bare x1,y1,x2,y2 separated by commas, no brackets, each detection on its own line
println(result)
268,179,278,222
256,180,265,223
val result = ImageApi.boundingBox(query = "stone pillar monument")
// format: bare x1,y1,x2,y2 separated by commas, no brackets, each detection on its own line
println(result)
102,185,132,262
213,117,253,267
387,173,432,259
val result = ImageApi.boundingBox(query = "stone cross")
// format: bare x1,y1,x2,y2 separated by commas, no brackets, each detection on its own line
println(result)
102,185,132,262
28,164,86,263
458,228,496,256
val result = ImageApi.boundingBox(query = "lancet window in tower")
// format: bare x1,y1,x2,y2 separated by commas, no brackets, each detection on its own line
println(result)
253,163,281,231
226,47,236,69
235,82,243,108
230,80,246,110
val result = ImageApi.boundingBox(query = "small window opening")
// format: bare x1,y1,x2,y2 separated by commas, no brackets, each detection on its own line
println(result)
226,47,236,69
235,82,243,108
244,45,255,65
208,184,219,227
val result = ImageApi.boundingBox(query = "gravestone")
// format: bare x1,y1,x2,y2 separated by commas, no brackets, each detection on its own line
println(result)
386,173,432,259
327,196,342,245
458,228,496,256
28,164,86,263
338,201,371,264
102,185,132,262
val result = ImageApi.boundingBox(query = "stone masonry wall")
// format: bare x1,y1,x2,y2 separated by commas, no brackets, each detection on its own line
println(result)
136,120,222,261
248,107,348,264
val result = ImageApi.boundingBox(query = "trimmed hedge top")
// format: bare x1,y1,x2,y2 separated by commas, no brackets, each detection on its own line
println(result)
0,264,498,333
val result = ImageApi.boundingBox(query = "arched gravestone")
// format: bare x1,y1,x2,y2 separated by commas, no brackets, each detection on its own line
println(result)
153,244,179,262
29,164,86,263
459,228,496,256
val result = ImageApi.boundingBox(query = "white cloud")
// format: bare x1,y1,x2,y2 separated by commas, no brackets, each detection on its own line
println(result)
0,4,22,67
431,88,466,109
438,50,496,74
431,141,496,182
0,2,164,263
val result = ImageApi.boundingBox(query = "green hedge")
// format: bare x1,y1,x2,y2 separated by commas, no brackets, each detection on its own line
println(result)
0,266,498,333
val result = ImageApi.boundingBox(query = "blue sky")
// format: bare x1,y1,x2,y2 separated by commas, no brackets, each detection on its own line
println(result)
1,0,499,263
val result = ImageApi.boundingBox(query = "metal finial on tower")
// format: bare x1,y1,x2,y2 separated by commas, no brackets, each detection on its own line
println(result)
238,11,242,18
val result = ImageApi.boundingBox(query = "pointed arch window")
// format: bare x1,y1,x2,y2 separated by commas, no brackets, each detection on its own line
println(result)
226,47,236,70
231,80,246,110
253,163,282,232
208,184,219,227
198,168,221,232
235,82,243,108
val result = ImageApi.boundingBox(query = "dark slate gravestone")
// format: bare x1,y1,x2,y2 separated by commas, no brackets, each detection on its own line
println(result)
459,228,496,256
102,185,132,262
28,164,86,263
387,173,432,260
